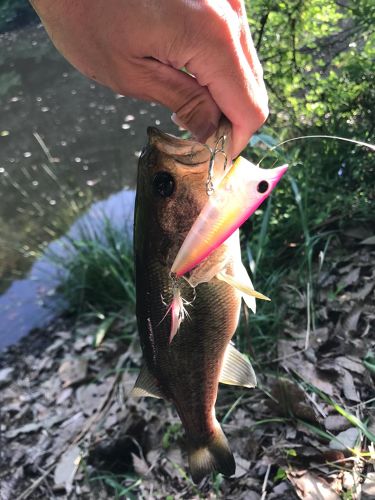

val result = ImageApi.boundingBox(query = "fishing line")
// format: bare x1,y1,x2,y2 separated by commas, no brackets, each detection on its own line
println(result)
257,134,375,167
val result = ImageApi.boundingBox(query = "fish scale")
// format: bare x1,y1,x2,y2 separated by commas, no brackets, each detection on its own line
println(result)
133,123,280,482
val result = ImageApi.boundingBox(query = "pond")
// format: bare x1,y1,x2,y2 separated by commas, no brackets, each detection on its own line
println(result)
0,23,179,349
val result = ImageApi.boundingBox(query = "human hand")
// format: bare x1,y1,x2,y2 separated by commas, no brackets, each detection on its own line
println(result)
31,0,268,157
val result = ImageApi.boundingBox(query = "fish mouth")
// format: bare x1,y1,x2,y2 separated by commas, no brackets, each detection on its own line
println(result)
147,117,232,167
147,127,210,166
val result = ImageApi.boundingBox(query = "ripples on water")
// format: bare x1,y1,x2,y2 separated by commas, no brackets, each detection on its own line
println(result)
0,23,178,349
0,189,135,350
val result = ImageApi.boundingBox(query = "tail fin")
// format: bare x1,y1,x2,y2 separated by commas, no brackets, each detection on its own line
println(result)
188,423,235,483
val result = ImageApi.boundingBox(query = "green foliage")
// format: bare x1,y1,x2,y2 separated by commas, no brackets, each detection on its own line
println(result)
48,217,135,316
245,0,374,219
91,472,142,500
238,0,374,355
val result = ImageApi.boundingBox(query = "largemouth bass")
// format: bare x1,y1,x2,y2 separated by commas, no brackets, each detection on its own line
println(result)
133,125,285,482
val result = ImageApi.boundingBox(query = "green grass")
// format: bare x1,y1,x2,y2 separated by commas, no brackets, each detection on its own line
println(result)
47,215,135,316
238,129,374,360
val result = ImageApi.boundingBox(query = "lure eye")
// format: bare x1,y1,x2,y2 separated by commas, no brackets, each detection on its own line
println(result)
153,171,175,197
257,180,269,194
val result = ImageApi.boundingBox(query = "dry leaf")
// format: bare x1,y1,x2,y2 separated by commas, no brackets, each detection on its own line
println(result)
0,367,14,388
76,378,113,416
343,227,371,240
131,452,150,477
362,472,375,499
351,281,374,300
341,369,360,402
324,415,351,432
360,236,375,245
335,356,366,375
54,445,81,493
329,428,359,451
340,267,361,288
287,470,340,500
58,357,88,388
233,453,251,478
5,414,67,438
269,379,318,422
342,306,362,332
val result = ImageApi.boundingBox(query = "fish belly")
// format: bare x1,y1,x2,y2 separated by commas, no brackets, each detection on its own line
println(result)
136,258,241,443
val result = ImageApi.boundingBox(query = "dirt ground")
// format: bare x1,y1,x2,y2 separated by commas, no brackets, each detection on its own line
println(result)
0,230,374,499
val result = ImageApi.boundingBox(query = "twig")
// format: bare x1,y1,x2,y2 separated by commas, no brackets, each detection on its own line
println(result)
261,464,271,500
33,132,59,164
256,11,269,52
15,464,56,500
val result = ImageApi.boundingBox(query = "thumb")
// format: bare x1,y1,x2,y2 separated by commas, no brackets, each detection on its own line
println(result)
130,58,221,143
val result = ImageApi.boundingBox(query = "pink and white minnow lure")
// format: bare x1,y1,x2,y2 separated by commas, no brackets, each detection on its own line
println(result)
171,156,288,277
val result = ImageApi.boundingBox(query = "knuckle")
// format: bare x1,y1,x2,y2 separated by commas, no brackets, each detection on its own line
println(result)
201,1,240,39
175,89,207,123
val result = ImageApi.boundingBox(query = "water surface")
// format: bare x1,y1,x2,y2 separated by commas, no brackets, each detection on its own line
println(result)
0,23,178,346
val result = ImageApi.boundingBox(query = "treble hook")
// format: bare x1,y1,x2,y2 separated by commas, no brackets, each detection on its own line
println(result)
204,135,228,195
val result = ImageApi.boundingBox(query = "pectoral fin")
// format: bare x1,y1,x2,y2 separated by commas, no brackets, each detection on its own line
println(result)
131,365,164,399
217,265,270,314
219,343,257,388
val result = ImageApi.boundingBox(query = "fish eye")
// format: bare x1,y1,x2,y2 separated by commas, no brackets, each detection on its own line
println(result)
257,180,269,194
152,171,175,197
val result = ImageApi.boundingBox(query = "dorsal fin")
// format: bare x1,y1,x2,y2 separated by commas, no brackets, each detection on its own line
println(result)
131,365,164,399
219,343,257,388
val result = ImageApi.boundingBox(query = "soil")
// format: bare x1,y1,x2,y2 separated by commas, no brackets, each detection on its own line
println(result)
0,227,374,499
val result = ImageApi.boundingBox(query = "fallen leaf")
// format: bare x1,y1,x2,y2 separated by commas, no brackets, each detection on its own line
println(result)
76,378,113,416
293,357,336,396
287,470,340,500
342,306,362,332
335,356,366,375
45,338,65,354
58,358,88,388
54,445,81,493
233,454,251,478
5,414,67,438
362,472,375,499
56,387,73,405
268,481,292,499
343,227,371,240
131,452,150,477
341,369,360,402
324,415,351,432
360,236,375,245
0,367,14,388
269,379,318,422
351,280,374,300
339,267,360,288
103,400,125,429
329,428,359,451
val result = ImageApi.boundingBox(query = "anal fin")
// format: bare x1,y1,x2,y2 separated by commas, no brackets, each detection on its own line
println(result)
219,343,257,388
131,365,164,399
